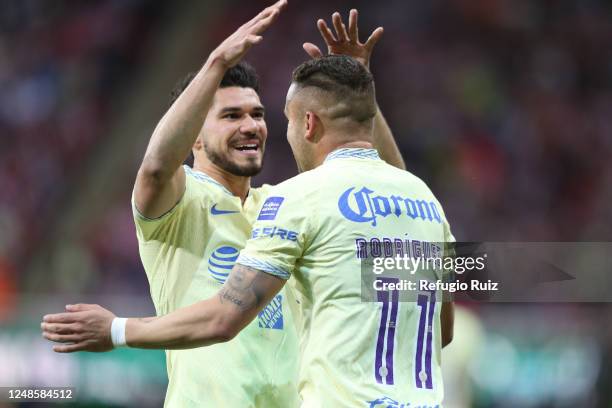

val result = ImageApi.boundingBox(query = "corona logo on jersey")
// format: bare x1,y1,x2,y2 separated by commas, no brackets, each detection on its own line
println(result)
338,187,442,227
207,246,239,284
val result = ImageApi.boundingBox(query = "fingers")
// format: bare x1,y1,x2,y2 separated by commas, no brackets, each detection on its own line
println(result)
251,8,281,35
317,19,337,45
43,332,83,344
348,9,359,42
332,12,350,43
246,0,287,30
41,322,81,335
53,343,89,353
364,27,384,51
43,312,83,324
303,43,323,59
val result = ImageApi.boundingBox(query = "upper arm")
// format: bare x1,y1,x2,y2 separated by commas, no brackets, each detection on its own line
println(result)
237,189,311,278
216,264,286,338
373,107,406,170
134,164,186,219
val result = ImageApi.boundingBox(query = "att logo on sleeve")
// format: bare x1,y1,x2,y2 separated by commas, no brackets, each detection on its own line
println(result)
207,246,239,284
338,187,442,227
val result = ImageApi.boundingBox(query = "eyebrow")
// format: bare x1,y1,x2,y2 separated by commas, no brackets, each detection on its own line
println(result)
219,106,265,114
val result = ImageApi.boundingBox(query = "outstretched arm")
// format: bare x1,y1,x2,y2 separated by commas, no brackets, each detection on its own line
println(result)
303,9,405,170
134,0,287,218
42,265,284,352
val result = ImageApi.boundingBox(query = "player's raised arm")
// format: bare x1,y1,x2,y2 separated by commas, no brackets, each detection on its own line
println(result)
303,9,406,170
134,0,287,218
42,265,285,352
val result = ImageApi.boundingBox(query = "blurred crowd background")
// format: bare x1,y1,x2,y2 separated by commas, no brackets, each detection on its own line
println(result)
0,0,611,406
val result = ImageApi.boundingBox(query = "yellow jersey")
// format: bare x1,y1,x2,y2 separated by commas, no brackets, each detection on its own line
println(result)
133,165,299,407
239,149,454,407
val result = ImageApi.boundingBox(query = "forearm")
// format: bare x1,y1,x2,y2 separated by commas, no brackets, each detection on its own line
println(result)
372,105,405,170
125,299,231,350
122,264,284,350
142,57,227,178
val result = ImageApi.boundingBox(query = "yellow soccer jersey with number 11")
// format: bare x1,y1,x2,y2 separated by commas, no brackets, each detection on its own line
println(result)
238,148,454,408
133,165,299,408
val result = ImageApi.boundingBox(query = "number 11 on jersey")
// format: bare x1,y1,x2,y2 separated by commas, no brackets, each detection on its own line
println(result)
374,279,436,389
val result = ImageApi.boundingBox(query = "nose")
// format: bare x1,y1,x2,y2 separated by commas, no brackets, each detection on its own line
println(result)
240,115,259,135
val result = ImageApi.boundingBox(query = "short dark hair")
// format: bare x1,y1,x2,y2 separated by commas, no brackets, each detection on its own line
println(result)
291,55,376,123
169,61,260,107
170,62,260,166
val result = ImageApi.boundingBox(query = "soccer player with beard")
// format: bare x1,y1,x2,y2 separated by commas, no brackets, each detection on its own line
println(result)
117,2,298,406
42,3,409,407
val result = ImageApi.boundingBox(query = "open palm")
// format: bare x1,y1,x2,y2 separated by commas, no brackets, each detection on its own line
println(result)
303,9,383,69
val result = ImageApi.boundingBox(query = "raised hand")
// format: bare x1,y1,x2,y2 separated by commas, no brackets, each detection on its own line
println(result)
41,304,116,353
209,0,287,69
303,9,383,69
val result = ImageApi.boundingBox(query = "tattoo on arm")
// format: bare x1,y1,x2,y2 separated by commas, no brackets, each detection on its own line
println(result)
218,265,267,312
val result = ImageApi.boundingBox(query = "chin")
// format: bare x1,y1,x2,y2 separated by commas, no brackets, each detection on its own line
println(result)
228,159,263,177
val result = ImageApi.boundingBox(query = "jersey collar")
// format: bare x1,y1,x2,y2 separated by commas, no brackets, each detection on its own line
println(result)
184,165,234,196
323,148,381,163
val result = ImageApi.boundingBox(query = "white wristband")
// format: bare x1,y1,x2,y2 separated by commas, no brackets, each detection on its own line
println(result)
111,317,128,348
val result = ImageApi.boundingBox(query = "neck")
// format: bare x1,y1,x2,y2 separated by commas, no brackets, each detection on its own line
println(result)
193,161,251,203
312,130,374,168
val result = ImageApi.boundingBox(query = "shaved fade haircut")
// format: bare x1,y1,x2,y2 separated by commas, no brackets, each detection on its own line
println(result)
291,55,376,123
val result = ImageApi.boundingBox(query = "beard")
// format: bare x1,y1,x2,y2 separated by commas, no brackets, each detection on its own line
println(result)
204,143,263,177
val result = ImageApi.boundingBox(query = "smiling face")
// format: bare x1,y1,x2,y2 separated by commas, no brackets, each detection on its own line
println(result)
196,86,267,176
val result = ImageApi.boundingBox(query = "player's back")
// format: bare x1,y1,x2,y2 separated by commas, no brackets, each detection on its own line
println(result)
240,148,451,407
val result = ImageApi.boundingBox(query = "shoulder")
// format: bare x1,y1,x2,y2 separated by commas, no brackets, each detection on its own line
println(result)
262,170,321,203
274,168,321,190
250,183,274,198
183,165,228,199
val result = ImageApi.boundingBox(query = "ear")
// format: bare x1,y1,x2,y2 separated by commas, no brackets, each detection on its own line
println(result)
304,111,320,143
193,136,203,152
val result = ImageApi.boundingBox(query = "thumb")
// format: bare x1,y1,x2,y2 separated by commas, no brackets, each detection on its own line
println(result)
303,43,323,59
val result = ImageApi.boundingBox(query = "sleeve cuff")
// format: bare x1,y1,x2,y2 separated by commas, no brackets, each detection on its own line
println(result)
236,254,291,280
